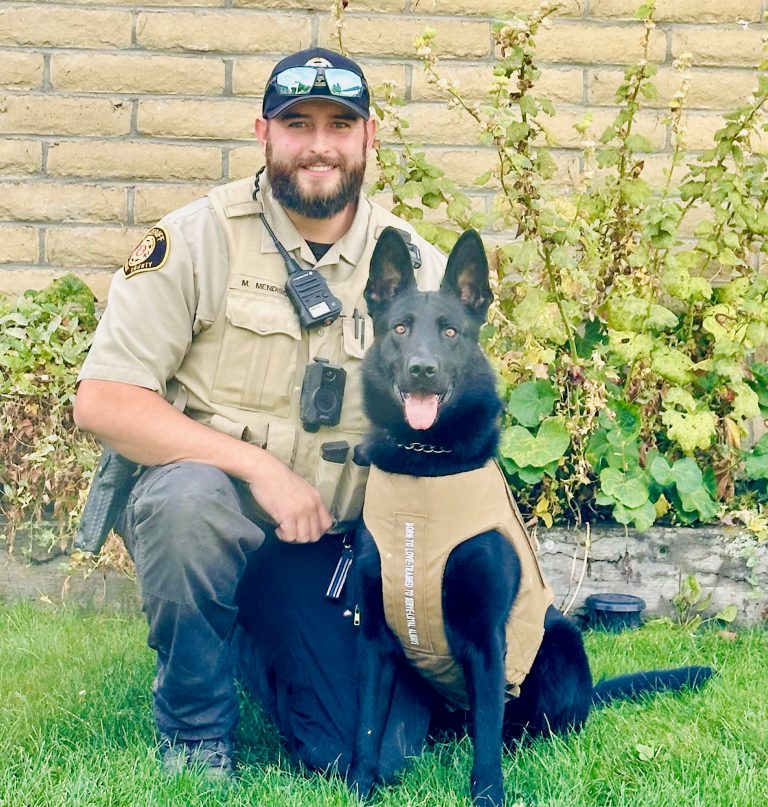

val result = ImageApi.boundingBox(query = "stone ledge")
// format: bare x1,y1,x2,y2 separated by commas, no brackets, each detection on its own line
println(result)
538,524,768,624
2,524,766,623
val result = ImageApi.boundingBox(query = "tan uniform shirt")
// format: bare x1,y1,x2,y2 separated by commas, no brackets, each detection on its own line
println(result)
363,460,555,711
78,174,446,525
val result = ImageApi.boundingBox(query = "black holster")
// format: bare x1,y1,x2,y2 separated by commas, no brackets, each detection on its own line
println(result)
75,446,141,554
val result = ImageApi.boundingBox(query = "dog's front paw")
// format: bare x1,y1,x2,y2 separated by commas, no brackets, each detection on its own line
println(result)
347,764,375,801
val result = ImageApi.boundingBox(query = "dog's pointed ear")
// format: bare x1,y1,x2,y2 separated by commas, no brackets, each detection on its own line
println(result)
440,229,493,322
364,227,417,319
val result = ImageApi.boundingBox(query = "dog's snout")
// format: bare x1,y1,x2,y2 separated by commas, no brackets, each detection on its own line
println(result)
407,356,438,380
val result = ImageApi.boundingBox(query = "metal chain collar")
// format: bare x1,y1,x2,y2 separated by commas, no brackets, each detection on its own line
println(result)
395,441,453,454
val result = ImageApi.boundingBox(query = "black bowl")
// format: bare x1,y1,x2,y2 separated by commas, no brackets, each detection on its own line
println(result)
584,593,646,632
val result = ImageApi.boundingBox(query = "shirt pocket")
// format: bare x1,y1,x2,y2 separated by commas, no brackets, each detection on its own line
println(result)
212,292,301,415
337,313,373,433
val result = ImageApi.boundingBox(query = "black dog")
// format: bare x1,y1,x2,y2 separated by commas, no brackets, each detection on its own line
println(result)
348,227,713,807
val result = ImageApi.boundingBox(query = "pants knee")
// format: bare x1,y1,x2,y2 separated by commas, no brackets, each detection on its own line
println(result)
127,462,265,604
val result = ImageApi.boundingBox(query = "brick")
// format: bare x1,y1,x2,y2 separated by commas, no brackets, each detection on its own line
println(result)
419,193,488,227
420,146,499,187
232,58,275,99
9,0,224,5
0,139,41,174
671,28,766,67
46,226,145,269
679,112,727,150
0,7,131,49
544,107,666,149
0,95,131,137
590,0,762,23
421,0,582,16
0,269,62,297
378,101,485,146
227,146,265,181
0,224,38,263
47,141,223,182
0,50,43,89
635,153,691,189
137,99,260,140
676,205,715,239
367,185,487,228
418,146,578,188
411,61,583,104
236,0,405,9
133,183,216,225
0,266,115,302
0,181,126,224
136,11,310,53
536,22,667,65
589,67,760,110
318,16,492,59
52,53,226,95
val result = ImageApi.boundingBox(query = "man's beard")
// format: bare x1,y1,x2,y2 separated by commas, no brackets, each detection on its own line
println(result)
266,144,367,220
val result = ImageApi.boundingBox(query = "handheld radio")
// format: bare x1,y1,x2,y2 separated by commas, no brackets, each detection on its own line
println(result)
254,171,343,329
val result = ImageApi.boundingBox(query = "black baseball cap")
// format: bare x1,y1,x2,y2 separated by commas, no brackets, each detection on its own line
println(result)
262,47,370,120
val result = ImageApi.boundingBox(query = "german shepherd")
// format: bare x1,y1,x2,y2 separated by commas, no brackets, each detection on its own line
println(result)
347,227,713,807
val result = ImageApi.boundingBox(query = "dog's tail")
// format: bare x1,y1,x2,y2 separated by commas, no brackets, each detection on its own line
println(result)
591,665,713,707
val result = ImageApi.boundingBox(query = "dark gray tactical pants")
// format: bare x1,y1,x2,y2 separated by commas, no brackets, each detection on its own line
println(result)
122,461,266,741
121,461,433,776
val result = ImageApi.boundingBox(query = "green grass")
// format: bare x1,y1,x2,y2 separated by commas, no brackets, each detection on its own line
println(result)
0,602,766,807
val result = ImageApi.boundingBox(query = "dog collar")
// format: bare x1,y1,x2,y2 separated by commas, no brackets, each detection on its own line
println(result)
395,441,453,454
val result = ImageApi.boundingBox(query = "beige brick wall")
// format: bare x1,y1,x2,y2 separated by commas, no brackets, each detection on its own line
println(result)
0,0,765,297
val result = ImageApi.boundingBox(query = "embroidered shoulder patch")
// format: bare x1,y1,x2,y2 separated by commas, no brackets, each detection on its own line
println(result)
123,226,170,278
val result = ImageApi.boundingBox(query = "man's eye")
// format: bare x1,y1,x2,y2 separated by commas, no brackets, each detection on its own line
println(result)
394,324,407,335
444,327,457,338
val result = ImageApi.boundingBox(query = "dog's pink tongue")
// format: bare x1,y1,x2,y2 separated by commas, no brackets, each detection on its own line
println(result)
404,393,439,430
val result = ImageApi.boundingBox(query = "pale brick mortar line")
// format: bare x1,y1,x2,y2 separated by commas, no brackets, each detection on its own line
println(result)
127,185,135,226
224,59,233,96
130,99,139,136
131,9,138,48
42,53,51,92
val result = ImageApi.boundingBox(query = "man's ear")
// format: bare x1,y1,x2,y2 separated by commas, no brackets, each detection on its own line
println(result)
364,227,416,320
363,118,378,154
440,229,492,323
255,117,268,148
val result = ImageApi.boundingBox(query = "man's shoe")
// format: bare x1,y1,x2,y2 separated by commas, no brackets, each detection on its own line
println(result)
159,735,235,781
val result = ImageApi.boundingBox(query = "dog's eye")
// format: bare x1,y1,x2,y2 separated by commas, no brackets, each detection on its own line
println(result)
443,327,458,338
393,323,407,335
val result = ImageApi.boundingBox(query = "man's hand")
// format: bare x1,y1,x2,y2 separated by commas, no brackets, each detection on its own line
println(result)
249,459,332,543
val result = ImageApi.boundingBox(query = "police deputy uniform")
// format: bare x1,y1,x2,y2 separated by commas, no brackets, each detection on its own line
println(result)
77,48,446,777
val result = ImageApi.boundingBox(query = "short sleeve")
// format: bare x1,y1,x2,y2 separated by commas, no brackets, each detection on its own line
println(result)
78,210,207,395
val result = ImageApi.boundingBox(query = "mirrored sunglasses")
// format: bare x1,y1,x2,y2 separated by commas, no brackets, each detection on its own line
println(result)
271,66,366,99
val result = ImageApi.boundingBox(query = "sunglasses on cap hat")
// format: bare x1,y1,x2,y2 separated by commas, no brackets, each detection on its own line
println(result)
271,66,366,99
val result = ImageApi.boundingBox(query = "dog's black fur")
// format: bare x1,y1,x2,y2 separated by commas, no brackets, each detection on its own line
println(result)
348,228,713,807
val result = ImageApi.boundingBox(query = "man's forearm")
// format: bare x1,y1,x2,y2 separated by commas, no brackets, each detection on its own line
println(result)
74,378,332,541
73,379,279,485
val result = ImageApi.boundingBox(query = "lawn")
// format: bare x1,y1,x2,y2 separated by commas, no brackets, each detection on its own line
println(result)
0,602,765,807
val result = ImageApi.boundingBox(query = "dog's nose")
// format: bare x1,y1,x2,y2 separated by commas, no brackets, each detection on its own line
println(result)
407,356,438,380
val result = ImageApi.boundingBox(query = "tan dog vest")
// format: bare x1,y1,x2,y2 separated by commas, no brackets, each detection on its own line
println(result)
363,460,554,710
